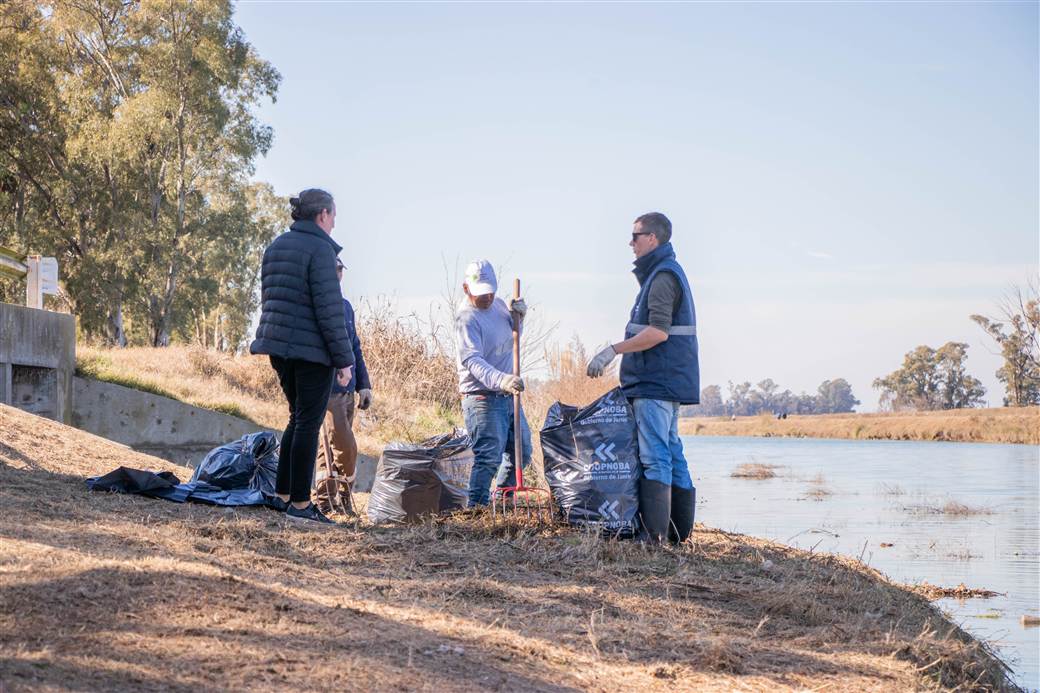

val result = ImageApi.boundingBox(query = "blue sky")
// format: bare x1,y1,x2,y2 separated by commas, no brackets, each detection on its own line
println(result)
236,1,1038,410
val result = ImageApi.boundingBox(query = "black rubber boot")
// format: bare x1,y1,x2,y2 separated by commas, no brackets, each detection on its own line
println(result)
637,479,672,544
668,485,696,544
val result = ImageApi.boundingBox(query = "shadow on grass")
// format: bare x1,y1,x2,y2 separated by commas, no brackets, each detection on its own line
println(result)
0,459,1018,691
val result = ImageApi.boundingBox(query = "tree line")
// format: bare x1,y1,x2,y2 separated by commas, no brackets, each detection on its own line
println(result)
873,283,1039,409
685,282,1038,418
0,0,285,349
682,377,860,417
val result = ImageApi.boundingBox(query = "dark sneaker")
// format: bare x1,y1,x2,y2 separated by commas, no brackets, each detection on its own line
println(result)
266,495,289,512
286,503,335,525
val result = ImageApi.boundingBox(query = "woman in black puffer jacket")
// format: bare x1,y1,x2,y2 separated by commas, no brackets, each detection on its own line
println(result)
251,188,353,524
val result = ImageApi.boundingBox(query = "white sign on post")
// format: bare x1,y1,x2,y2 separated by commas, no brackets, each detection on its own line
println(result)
39,257,59,295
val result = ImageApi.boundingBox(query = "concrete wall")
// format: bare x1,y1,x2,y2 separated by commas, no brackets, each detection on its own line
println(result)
0,303,75,423
71,375,378,490
73,376,270,449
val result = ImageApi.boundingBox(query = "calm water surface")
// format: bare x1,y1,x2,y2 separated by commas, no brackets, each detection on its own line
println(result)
687,436,1039,690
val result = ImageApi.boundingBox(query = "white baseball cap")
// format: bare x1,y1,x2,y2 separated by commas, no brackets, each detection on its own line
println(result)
463,259,497,296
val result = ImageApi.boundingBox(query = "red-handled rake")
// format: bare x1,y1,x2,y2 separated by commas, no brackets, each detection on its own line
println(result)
491,278,553,524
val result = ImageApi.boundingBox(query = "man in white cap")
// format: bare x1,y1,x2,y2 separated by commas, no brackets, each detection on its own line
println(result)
455,259,530,507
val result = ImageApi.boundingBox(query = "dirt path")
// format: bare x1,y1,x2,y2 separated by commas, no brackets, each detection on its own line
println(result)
0,404,1015,691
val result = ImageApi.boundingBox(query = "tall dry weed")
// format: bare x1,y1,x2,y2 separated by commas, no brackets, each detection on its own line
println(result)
355,299,457,410
526,337,618,429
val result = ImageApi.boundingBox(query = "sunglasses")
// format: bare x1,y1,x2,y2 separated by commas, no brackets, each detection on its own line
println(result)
631,232,652,242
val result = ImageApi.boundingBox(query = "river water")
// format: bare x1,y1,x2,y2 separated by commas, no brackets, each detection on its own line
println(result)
687,435,1039,690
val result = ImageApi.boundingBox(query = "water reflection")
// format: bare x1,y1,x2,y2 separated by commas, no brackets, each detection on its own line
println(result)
688,435,1040,690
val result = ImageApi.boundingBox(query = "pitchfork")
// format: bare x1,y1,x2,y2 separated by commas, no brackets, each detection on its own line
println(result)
317,421,354,516
491,278,553,524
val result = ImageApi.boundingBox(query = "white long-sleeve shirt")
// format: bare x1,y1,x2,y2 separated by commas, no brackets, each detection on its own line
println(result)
455,298,516,394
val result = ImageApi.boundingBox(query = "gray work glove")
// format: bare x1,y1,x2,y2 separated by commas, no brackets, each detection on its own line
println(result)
510,298,528,320
586,345,617,378
500,375,525,394
357,388,373,410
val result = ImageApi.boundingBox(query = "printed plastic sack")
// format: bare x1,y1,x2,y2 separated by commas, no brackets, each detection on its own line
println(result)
540,387,641,536
367,430,474,524
189,431,280,504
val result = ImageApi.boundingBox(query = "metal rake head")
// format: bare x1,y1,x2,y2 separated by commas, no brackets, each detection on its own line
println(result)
490,485,554,525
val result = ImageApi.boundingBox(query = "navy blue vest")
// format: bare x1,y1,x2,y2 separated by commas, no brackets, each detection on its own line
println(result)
618,243,700,404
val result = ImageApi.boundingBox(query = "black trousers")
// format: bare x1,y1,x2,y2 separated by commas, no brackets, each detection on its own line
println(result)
270,356,335,503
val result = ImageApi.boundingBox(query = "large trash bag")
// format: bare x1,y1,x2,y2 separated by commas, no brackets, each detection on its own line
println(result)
86,467,182,496
87,432,281,507
367,430,473,524
540,387,641,537
187,431,280,505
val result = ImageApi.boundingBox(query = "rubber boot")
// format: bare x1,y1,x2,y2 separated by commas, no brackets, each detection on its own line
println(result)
637,479,672,544
668,485,696,544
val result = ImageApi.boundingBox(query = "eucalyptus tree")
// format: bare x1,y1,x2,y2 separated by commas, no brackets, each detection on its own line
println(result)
971,283,1040,407
0,0,282,349
873,343,986,411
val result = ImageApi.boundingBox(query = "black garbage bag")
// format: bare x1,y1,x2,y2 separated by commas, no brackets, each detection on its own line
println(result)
367,430,473,524
540,387,641,536
86,467,183,497
87,432,281,508
187,431,280,506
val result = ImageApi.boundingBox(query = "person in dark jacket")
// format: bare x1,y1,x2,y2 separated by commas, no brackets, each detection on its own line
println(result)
313,257,372,515
250,188,354,524
586,212,699,545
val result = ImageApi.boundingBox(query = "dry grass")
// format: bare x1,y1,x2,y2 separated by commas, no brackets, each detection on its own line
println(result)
78,302,464,458
525,338,618,431
731,463,779,480
911,582,1004,600
76,326,615,468
802,474,833,501
939,501,994,516
679,407,1040,445
904,501,994,517
804,487,834,501
0,403,1019,692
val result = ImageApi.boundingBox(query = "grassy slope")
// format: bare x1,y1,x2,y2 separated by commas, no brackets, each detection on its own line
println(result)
76,345,460,459
0,403,1015,692
680,407,1040,445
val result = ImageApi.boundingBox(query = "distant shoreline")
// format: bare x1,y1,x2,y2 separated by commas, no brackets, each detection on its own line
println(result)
679,406,1040,445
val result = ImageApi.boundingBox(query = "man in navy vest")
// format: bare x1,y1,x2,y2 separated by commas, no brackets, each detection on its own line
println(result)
313,257,372,516
586,212,699,544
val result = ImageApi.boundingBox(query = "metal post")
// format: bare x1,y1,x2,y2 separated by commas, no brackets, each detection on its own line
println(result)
25,255,42,310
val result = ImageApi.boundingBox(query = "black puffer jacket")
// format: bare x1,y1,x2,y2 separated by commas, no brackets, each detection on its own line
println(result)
250,220,354,369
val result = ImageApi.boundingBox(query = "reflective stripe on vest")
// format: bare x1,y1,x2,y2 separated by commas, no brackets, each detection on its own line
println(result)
625,322,697,336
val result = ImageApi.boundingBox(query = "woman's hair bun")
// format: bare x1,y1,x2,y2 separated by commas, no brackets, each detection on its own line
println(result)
289,189,334,222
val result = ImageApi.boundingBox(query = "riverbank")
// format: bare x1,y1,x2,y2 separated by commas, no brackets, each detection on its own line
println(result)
679,407,1040,445
0,402,1018,691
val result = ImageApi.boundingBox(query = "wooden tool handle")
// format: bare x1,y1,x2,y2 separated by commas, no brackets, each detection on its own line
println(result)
512,278,523,488
512,279,521,375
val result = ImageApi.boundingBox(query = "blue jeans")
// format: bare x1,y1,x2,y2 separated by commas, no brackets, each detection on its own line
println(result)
632,398,693,489
462,393,533,506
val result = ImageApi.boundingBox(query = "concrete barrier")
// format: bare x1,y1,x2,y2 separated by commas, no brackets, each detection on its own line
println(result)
71,375,378,490
0,303,75,423
73,377,271,449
